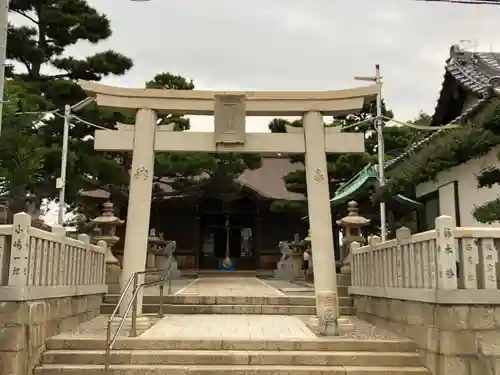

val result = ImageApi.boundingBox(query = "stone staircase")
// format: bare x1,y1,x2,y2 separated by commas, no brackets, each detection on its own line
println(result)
36,337,431,375
101,294,356,315
102,274,356,316
183,270,258,278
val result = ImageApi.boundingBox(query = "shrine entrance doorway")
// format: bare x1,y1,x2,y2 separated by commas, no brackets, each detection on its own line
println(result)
198,197,257,270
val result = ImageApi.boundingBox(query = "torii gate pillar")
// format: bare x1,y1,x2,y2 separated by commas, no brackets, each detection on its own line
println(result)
79,80,379,335
303,111,339,334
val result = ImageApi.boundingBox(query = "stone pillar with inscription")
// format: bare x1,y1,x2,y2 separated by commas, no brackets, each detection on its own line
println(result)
119,108,157,317
303,111,339,336
7,212,31,285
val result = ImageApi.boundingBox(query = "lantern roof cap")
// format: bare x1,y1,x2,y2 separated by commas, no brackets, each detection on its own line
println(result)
336,201,370,226
90,201,124,225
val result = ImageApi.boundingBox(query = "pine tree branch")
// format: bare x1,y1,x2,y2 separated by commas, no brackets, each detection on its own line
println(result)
477,167,500,188
11,10,39,25
473,198,500,224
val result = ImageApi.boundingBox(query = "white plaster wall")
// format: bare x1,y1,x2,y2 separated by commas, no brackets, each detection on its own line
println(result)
416,147,500,227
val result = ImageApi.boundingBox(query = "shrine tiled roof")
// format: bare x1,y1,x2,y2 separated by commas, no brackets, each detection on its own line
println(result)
81,156,305,201
431,44,500,126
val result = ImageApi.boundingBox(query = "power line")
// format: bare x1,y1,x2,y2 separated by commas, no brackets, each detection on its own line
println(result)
416,0,500,4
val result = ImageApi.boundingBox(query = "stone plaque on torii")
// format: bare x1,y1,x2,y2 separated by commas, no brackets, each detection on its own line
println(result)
78,80,379,335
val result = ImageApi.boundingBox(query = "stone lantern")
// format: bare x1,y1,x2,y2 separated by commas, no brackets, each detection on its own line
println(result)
0,202,9,224
90,201,124,293
336,201,370,275
146,229,166,270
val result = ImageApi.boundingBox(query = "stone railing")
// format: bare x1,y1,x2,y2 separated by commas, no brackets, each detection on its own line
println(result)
0,213,107,375
350,216,500,375
350,215,500,304
0,212,107,300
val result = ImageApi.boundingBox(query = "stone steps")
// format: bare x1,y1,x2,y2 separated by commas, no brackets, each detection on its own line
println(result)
34,364,430,375
42,349,423,366
101,303,355,315
44,337,418,351
104,295,355,306
36,338,430,375
100,303,355,315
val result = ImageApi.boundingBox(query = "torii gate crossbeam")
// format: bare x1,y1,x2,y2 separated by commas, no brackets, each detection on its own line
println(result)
79,80,379,335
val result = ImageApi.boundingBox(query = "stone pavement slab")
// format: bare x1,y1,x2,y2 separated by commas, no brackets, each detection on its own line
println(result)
262,279,315,295
140,314,316,340
142,279,194,295
176,277,284,296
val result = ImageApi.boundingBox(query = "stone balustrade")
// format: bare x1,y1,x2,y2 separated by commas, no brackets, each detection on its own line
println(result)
0,212,107,375
1,212,107,301
349,215,500,375
350,215,500,304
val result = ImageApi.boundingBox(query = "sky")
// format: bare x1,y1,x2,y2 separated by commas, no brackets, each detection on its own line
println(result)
42,0,500,224
62,0,500,132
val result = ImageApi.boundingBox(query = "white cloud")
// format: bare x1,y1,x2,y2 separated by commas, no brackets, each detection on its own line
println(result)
26,0,500,223
70,0,499,130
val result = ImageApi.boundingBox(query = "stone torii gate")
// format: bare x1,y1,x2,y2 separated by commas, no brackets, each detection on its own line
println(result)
79,80,378,335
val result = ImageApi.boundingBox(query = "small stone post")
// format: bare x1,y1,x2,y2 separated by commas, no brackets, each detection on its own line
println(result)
336,201,370,275
89,202,124,294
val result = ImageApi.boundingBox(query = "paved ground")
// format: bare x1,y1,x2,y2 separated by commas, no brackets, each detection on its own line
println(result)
51,276,405,342
143,279,195,295
262,279,314,295
175,277,285,296
53,315,404,341
140,315,316,340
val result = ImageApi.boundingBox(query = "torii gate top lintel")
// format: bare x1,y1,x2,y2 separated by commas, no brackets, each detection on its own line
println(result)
78,80,379,117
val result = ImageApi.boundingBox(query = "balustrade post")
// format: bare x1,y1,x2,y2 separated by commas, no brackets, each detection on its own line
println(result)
350,242,361,287
78,234,91,285
435,216,458,289
369,236,381,287
396,227,411,288
51,225,65,285
97,240,107,285
8,212,31,286
480,237,498,289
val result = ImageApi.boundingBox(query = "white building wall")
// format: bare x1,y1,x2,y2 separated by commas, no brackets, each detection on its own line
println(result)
415,147,500,227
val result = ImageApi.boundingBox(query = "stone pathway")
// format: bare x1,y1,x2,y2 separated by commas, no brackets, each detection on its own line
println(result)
50,276,408,343
50,315,406,342
262,279,315,295
140,315,316,340
175,277,284,296
143,279,194,295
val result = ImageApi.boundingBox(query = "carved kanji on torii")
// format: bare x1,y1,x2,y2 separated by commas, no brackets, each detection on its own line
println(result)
78,80,379,335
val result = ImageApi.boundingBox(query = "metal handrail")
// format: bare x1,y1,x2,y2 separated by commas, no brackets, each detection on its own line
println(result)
104,256,175,372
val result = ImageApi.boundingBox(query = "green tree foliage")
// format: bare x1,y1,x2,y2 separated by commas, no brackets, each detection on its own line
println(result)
5,3,261,217
473,108,500,223
6,0,134,211
380,108,500,204
268,101,424,220
0,80,52,215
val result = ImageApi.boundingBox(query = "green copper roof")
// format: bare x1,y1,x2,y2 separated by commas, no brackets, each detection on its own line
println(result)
330,164,378,206
330,163,421,208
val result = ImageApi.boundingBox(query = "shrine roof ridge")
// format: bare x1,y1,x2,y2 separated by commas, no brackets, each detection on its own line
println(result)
78,80,379,116
431,44,500,126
